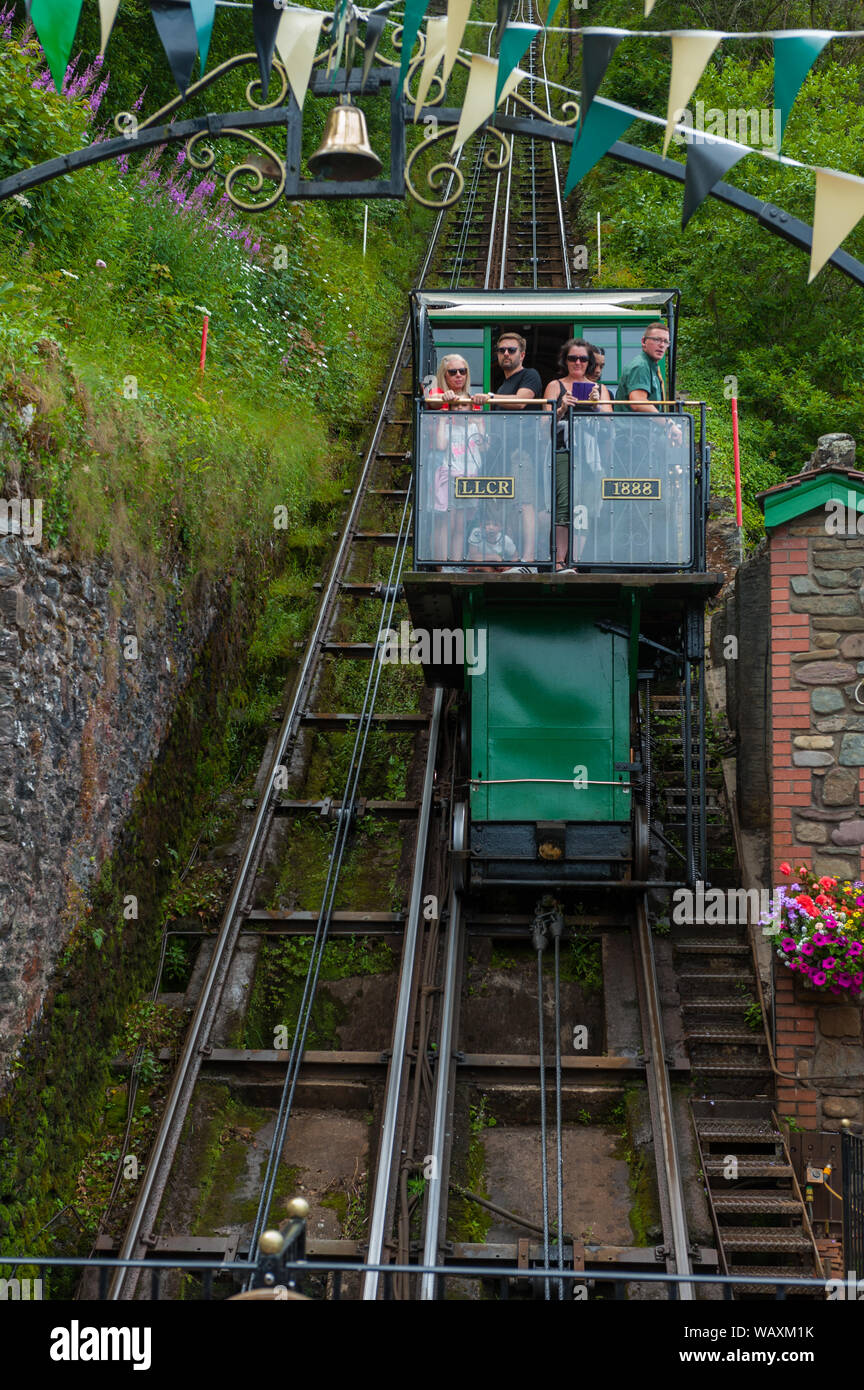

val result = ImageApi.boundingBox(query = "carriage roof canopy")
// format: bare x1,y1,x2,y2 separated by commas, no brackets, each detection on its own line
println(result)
412,289,680,321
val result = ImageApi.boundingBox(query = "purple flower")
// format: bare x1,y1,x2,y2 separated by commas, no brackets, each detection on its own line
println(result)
821,957,837,970
781,938,797,952
838,974,852,988
848,943,863,957
811,971,827,987
812,933,830,947
799,942,814,955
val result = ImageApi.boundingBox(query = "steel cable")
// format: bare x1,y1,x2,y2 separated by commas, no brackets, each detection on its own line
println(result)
532,920,551,1300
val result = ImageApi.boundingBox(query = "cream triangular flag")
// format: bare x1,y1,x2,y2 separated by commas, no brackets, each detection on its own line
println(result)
98,0,121,54
809,166,864,282
644,0,657,14
415,16,448,119
451,56,524,154
442,0,472,88
275,8,326,111
663,31,724,156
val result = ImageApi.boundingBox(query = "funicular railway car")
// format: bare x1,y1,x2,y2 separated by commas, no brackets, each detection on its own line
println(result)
403,288,724,890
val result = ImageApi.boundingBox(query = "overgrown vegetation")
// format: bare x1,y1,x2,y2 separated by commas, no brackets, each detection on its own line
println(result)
243,934,396,1050
0,11,433,578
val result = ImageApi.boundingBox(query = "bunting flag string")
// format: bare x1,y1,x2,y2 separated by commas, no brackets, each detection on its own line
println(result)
774,30,832,151
681,131,749,229
251,0,282,98
398,0,430,90
543,0,564,27
275,8,327,111
495,0,514,49
581,28,626,124
442,0,472,88
361,1,396,90
190,0,216,74
150,1,199,95
97,0,121,56
663,31,722,155
29,0,84,91
414,15,448,118
564,97,635,195
450,53,524,153
495,23,538,103
809,167,864,282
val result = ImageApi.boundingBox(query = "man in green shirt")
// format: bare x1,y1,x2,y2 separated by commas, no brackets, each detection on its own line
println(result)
614,321,681,443
614,322,669,410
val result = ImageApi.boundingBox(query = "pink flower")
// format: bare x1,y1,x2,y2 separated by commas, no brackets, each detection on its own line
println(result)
838,974,852,988
848,943,863,957
779,862,791,875
821,957,837,970
812,971,827,986
812,934,830,947
781,938,797,952
799,942,814,955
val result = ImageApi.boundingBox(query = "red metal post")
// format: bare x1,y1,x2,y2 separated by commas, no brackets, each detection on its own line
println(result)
731,396,742,527
199,313,210,373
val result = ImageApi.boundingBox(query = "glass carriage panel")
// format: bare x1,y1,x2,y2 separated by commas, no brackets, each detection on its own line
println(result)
569,413,694,569
414,407,556,568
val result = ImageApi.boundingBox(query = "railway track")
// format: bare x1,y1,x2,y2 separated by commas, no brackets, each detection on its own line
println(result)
38,20,819,1306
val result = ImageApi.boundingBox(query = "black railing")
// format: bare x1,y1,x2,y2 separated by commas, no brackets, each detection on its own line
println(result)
842,1129,864,1280
0,1251,830,1301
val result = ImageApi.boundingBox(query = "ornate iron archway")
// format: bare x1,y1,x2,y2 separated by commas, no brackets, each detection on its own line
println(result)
1,34,863,287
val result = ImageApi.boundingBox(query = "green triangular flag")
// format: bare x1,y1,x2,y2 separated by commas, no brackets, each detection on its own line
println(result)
30,0,85,91
398,0,429,89
564,97,634,196
495,23,538,102
190,0,216,72
774,30,832,151
543,0,563,26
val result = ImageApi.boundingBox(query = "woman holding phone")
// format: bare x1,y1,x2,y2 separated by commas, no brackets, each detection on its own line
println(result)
544,339,612,567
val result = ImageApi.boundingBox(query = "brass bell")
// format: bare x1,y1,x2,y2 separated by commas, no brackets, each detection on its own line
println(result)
308,95,383,181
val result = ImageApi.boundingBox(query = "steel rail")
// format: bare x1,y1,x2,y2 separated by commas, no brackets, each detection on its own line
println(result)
633,890,694,1298
419,817,465,1300
108,197,452,1302
537,17,571,290
534,928,552,1300
362,687,444,1300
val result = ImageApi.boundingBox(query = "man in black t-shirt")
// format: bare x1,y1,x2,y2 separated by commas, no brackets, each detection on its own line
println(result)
489,332,544,565
491,332,542,410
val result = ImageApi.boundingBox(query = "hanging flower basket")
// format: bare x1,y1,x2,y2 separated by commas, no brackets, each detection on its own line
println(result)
772,864,864,999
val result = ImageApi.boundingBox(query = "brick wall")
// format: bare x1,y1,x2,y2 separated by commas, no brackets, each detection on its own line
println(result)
768,513,864,1128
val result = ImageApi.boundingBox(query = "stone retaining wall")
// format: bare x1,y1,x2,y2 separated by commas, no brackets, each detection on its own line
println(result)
0,530,233,1080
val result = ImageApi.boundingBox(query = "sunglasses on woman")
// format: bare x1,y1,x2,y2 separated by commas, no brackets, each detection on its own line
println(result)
567,354,589,363
446,367,467,375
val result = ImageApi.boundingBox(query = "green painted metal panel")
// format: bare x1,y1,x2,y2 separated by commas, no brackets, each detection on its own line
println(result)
469,597,631,823
762,472,864,530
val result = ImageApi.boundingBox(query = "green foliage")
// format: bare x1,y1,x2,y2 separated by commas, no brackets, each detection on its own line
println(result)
243,934,396,1050
574,23,864,539
562,932,603,993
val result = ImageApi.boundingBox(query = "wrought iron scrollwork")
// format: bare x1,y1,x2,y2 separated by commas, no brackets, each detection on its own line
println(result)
405,123,512,209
